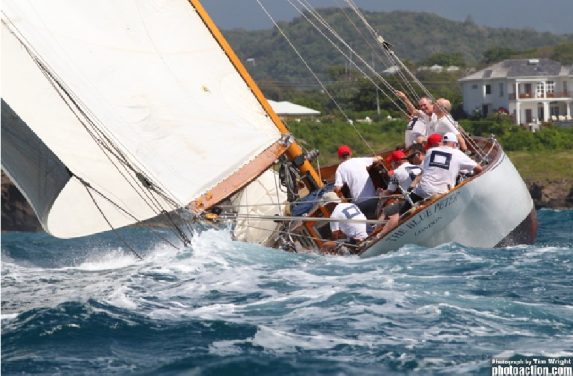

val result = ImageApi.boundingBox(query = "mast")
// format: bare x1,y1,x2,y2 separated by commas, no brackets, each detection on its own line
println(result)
189,0,324,202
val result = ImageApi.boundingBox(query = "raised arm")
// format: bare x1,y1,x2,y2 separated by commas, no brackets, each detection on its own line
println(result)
396,90,418,116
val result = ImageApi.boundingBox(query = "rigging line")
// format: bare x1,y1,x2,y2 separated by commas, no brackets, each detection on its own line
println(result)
337,6,486,157
228,221,362,251
333,6,422,112
214,194,405,208
272,166,285,217
8,33,170,215
336,2,437,105
69,174,181,249
270,0,407,154
223,213,388,225
254,0,355,132
293,0,402,101
277,1,380,155
157,209,192,247
78,179,143,260
339,21,413,99
302,0,410,102
288,0,411,139
34,59,178,219
3,18,184,209
340,2,425,106
14,29,188,220
355,36,480,155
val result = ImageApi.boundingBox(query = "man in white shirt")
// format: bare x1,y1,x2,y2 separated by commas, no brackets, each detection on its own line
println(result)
396,91,437,138
334,145,383,219
404,116,427,148
320,191,368,254
376,150,422,235
399,132,483,215
433,98,468,152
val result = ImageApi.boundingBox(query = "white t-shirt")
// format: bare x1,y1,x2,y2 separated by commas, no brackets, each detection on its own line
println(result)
404,117,427,148
334,157,376,204
330,203,368,239
414,146,478,198
417,111,438,136
388,162,422,192
434,115,460,136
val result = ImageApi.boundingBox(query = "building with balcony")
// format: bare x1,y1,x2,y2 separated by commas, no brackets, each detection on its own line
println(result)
459,59,573,125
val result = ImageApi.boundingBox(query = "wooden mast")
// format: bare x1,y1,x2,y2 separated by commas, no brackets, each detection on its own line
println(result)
189,0,324,211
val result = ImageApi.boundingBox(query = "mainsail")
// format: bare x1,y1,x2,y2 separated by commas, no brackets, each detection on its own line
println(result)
1,0,288,238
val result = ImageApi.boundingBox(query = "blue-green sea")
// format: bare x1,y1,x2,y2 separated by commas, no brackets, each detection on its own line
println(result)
2,209,572,375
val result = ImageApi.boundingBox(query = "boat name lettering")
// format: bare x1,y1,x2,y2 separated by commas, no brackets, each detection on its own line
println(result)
433,191,460,213
414,216,443,237
386,191,461,242
386,228,408,242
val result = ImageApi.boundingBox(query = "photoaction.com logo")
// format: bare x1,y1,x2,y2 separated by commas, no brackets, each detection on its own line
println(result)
491,357,573,376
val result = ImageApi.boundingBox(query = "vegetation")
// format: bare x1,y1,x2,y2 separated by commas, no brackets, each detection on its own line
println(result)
287,114,573,182
223,9,573,89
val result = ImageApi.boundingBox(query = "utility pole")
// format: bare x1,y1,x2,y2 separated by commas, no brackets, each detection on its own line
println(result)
373,52,380,115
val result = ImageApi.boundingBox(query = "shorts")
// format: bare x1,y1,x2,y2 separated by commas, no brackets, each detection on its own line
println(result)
399,192,424,215
356,198,378,219
382,201,404,217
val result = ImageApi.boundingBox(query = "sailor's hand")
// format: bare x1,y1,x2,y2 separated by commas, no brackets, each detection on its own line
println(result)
407,186,414,193
463,149,473,156
396,90,406,99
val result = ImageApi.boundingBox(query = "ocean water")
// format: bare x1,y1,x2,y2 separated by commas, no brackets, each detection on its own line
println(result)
1,209,572,375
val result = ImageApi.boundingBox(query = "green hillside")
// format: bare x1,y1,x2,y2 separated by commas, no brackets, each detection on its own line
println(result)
222,9,573,88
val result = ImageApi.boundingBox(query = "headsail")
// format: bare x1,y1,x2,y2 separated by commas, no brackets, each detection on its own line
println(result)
1,0,288,238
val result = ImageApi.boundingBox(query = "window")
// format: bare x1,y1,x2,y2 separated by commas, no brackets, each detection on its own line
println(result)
546,81,555,95
472,84,478,89
550,106,560,117
564,81,568,94
499,83,504,97
485,85,491,95
536,82,544,98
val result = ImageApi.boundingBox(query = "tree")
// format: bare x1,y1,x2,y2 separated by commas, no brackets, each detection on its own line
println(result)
482,47,517,64
422,52,466,67
552,43,573,64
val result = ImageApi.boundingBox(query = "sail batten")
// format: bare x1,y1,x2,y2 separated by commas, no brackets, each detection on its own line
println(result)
1,0,286,238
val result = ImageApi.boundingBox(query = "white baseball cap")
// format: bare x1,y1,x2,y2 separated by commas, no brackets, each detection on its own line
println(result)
442,132,457,143
321,192,340,206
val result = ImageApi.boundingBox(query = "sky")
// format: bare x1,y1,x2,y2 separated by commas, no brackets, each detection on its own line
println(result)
202,0,573,35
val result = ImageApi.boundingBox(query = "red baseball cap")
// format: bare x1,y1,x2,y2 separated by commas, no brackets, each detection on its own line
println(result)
386,150,406,163
337,145,352,158
425,133,442,150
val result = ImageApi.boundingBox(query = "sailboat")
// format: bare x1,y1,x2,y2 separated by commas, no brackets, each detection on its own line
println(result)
1,0,536,258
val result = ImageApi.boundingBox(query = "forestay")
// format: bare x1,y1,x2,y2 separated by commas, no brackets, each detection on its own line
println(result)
1,0,283,238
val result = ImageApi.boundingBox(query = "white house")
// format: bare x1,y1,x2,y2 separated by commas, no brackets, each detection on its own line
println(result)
267,100,320,118
459,59,573,124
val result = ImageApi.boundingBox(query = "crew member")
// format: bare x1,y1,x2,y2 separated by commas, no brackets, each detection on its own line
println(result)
320,191,368,254
334,145,383,219
400,132,483,215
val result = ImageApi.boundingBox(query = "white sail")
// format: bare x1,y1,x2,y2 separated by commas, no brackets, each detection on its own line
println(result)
230,170,288,247
1,0,282,238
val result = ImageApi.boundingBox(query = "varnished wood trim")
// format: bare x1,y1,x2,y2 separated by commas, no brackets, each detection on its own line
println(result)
192,142,287,211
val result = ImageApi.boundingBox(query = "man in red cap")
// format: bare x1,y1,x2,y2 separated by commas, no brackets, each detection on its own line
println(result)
334,145,383,219
376,150,422,233
425,133,442,150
